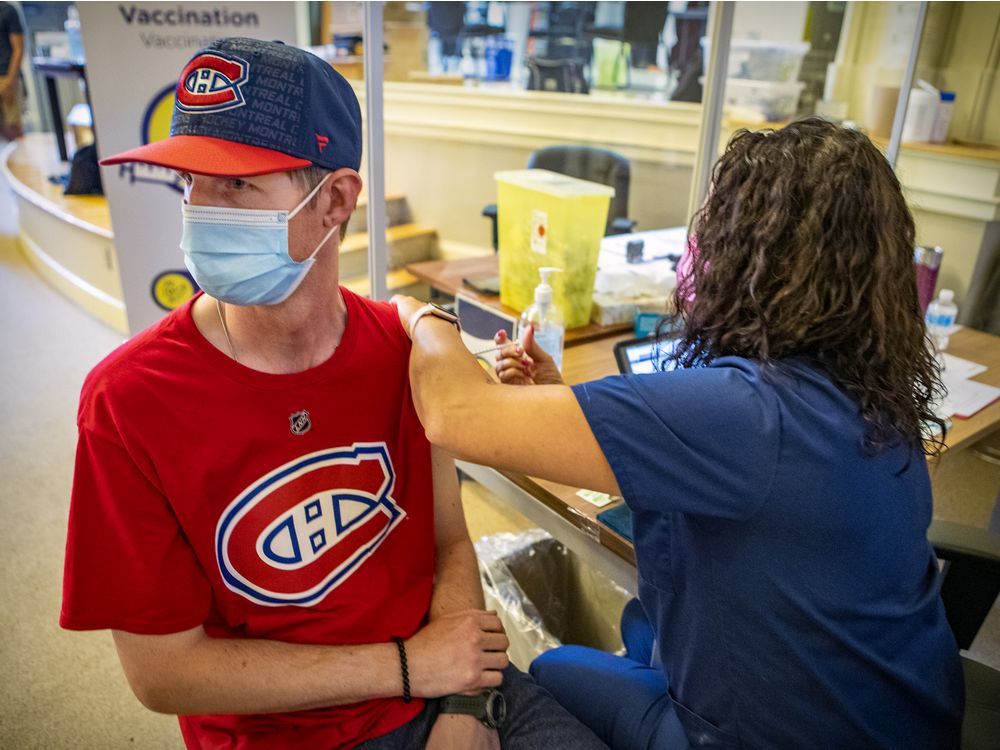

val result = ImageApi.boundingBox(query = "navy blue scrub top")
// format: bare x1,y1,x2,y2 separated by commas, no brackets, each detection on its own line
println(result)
573,357,963,749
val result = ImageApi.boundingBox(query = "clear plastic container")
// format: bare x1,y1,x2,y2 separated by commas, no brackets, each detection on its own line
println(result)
495,170,614,328
723,78,806,122
901,88,938,143
930,91,955,144
701,38,810,83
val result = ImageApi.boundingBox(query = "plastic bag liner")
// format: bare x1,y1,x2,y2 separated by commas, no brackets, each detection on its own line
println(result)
475,529,631,671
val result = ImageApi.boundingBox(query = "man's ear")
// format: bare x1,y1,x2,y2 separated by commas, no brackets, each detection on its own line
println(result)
324,168,363,229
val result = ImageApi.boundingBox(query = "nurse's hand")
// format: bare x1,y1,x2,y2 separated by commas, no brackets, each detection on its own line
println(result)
495,327,564,386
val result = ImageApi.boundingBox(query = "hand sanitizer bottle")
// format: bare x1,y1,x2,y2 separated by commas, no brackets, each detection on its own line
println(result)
925,288,958,351
519,267,565,372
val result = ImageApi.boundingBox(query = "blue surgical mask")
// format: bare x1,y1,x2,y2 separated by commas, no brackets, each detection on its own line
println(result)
180,174,337,306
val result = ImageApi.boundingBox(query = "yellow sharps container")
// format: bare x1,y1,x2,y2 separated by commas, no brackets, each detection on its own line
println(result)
495,169,614,328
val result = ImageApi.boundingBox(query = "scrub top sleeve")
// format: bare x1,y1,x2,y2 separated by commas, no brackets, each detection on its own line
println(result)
60,427,213,634
572,365,781,520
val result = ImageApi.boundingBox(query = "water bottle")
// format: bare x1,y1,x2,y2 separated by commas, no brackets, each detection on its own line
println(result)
65,6,85,60
930,91,956,144
925,289,958,351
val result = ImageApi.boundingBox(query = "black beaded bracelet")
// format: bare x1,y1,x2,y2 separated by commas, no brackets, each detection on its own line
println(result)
393,637,411,704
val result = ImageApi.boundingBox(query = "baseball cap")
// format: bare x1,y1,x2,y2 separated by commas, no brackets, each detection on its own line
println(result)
101,38,362,176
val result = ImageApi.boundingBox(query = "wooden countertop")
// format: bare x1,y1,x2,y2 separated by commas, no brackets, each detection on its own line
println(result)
560,325,1000,456
505,325,1000,567
870,134,1000,164
413,254,1000,463
2,133,112,238
938,327,1000,451
726,119,1000,164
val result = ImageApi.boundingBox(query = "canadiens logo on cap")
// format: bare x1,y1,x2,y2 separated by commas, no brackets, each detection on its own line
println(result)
176,51,249,114
99,38,363,176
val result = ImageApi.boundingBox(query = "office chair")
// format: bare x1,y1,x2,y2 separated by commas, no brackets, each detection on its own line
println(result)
482,145,637,251
525,56,589,94
927,519,1000,749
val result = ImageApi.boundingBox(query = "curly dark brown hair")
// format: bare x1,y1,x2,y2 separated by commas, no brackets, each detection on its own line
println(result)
670,118,945,455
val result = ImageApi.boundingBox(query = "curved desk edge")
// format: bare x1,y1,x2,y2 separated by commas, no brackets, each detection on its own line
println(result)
1,141,113,240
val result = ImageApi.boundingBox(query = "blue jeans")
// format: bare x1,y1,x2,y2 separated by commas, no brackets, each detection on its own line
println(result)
529,600,690,750
355,665,609,749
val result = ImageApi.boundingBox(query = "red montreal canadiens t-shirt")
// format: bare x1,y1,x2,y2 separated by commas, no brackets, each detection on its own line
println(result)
61,289,435,749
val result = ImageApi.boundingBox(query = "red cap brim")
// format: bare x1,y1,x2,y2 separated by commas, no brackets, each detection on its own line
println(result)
99,135,312,176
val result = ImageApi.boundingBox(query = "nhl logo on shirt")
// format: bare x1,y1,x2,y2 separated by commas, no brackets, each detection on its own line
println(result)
289,410,311,436
175,52,249,113
216,443,405,607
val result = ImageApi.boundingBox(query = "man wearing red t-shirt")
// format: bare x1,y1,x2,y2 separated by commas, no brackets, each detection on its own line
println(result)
61,38,606,750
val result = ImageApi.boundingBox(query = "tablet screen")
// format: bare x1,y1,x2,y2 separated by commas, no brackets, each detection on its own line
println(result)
617,336,681,375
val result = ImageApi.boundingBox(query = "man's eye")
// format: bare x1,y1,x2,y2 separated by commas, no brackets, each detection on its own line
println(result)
229,178,248,190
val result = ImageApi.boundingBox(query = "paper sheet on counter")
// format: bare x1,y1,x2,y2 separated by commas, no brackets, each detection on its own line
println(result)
940,377,1000,419
941,352,987,381
935,349,999,419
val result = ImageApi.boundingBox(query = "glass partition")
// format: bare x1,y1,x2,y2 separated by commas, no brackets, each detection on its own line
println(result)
303,0,721,326
318,1,946,314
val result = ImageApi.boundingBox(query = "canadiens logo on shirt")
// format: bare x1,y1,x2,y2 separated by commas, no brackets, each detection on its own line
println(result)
216,443,405,607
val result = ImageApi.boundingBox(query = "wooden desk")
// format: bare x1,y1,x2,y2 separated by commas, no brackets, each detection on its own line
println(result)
407,256,631,346
559,326,1000,455
938,327,1000,453
461,326,1000,587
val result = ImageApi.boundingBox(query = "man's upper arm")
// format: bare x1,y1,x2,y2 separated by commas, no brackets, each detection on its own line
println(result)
430,445,469,551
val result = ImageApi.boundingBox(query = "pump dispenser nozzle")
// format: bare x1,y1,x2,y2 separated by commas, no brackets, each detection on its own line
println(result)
536,267,561,305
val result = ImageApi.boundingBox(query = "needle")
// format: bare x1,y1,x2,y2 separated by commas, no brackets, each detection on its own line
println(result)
472,341,520,357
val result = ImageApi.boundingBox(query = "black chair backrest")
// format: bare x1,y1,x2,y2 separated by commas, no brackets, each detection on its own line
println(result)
525,57,589,95
527,145,631,232
928,520,1000,650
64,144,104,196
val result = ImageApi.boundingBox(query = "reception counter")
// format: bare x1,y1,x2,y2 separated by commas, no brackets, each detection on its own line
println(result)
2,134,127,333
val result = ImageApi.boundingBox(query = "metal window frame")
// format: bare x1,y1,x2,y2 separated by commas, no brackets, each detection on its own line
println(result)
886,1,929,169
363,0,389,301
687,0,735,220
687,0,928,217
